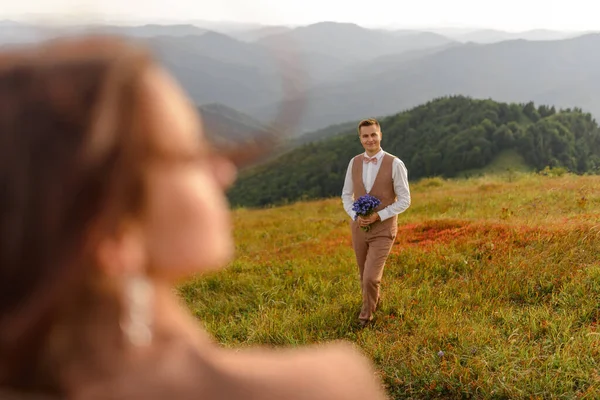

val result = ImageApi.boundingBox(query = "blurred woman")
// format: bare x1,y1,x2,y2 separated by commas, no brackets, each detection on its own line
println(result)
0,36,387,400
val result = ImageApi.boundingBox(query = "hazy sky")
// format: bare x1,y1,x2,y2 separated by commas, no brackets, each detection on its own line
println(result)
0,0,597,31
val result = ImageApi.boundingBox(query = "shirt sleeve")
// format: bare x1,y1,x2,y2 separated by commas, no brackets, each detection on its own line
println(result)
341,158,357,220
377,158,411,222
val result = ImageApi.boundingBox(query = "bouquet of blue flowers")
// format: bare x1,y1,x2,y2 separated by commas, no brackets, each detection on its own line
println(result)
352,194,381,232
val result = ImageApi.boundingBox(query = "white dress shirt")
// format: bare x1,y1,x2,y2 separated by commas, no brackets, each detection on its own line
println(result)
341,149,411,221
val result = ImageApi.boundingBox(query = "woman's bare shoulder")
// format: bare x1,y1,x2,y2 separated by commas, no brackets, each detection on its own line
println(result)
210,341,388,400
71,338,388,400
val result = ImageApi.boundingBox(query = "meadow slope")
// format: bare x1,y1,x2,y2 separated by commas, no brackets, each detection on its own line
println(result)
179,171,600,399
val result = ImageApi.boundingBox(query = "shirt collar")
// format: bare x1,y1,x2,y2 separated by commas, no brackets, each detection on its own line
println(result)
364,149,384,160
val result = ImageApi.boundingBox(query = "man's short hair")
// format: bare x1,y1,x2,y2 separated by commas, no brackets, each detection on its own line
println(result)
357,118,380,134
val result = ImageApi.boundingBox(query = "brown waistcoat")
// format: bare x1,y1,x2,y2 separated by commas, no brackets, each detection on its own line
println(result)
351,153,397,212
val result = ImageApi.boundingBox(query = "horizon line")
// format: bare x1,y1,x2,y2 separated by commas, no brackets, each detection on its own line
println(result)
0,14,593,33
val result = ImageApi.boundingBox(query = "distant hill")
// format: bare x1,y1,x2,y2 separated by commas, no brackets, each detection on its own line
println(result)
291,120,362,146
199,103,273,145
147,33,290,114
227,96,600,207
183,20,264,33
327,41,460,84
87,23,207,38
411,27,590,43
257,21,454,62
148,31,276,71
455,29,585,43
227,26,293,42
0,21,208,45
198,103,288,169
253,33,600,132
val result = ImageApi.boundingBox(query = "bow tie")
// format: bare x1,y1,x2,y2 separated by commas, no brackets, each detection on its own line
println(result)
363,156,378,165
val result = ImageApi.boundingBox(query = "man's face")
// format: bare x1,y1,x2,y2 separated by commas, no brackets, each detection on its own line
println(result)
359,124,382,155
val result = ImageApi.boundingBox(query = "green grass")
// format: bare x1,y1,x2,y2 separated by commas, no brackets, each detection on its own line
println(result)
178,172,600,399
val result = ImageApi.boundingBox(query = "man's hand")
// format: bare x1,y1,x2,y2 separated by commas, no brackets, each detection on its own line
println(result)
358,213,380,227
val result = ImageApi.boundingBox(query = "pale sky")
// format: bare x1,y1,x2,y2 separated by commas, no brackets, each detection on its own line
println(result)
0,0,597,31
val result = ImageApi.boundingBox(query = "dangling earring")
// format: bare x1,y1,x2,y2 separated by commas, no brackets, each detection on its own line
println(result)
121,275,154,347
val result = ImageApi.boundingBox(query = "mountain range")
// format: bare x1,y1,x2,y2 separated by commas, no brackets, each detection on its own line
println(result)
2,19,600,137
252,33,600,131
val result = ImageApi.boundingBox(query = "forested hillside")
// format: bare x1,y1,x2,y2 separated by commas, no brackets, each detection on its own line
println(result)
228,96,600,207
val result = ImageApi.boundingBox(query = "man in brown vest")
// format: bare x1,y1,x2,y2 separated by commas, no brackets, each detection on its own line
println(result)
341,118,411,327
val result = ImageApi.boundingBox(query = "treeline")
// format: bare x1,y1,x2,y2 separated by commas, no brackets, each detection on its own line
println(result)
227,96,600,208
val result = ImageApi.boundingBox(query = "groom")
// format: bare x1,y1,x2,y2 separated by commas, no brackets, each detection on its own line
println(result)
341,118,411,327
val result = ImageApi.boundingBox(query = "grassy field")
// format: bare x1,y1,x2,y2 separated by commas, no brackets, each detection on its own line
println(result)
178,170,600,399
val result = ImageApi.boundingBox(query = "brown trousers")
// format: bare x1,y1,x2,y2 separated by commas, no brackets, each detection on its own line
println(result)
351,217,397,322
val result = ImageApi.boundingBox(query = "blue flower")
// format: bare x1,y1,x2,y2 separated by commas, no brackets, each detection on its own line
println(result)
352,194,381,231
